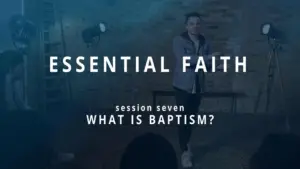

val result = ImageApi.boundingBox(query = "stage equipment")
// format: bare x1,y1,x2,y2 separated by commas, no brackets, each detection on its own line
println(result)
82,22,106,47
259,23,289,132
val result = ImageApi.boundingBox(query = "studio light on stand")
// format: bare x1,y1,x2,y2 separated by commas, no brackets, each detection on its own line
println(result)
260,23,290,132
8,14,37,110
81,22,106,48
8,14,37,54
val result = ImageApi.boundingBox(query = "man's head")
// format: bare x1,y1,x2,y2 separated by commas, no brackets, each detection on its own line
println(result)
120,133,178,169
185,12,202,35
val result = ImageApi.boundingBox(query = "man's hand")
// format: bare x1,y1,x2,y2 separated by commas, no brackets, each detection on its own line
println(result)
208,52,231,71
216,63,224,70
212,52,221,57
208,52,221,60
24,104,32,110
216,63,231,71
58,152,75,162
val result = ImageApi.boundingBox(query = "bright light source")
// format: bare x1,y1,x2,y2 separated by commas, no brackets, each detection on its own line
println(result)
260,22,284,42
99,23,106,33
82,22,107,46
262,23,271,35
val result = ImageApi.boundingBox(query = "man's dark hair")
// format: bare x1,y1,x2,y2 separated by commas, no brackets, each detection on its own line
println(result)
250,133,300,169
120,132,178,169
185,12,201,23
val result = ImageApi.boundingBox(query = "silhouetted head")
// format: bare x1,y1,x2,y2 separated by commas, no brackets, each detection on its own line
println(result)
250,133,300,169
120,132,178,169
1,110,54,169
8,14,36,49
185,12,202,36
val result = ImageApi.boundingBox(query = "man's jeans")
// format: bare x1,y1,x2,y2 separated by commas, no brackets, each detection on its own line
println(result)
174,87,201,152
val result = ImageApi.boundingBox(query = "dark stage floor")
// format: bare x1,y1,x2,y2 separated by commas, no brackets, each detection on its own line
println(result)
50,112,298,169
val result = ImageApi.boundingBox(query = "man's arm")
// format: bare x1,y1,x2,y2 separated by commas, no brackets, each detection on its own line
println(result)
203,42,227,71
173,36,199,66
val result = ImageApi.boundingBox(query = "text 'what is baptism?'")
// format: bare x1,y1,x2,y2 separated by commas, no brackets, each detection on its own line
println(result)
86,105,215,125
49,56,247,73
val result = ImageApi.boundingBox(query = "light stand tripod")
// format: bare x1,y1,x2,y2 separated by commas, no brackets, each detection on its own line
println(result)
264,38,290,132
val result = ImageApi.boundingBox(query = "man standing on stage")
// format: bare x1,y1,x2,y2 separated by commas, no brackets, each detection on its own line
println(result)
172,12,216,168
